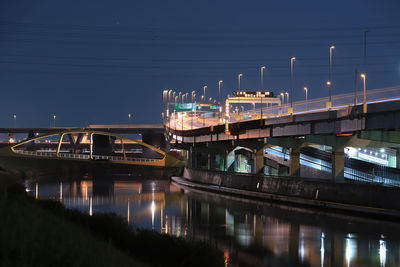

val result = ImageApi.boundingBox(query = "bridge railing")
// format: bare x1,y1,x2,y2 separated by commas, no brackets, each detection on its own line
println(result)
172,86,400,128
14,150,161,163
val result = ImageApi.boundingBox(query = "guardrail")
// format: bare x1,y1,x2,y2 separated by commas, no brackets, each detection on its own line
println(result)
14,150,161,163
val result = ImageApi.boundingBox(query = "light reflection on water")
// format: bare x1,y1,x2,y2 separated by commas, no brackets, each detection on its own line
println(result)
29,177,400,267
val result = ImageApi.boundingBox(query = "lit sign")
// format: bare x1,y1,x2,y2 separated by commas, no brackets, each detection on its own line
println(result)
210,105,220,110
234,91,274,97
174,103,196,110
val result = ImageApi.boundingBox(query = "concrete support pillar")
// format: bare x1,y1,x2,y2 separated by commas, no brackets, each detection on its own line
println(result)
207,153,216,171
331,148,345,182
289,148,300,176
254,148,265,174
396,148,400,169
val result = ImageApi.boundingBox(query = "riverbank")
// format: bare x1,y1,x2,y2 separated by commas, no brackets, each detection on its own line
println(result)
172,168,400,218
0,172,223,267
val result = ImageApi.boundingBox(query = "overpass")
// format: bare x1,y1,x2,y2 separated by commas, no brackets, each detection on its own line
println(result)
0,124,166,149
165,86,400,183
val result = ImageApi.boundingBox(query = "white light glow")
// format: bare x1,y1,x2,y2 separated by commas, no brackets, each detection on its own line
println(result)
345,236,357,267
321,232,325,267
151,200,156,229
379,239,387,267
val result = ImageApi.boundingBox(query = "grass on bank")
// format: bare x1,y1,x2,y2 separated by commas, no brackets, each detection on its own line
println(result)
0,173,223,267
0,186,148,267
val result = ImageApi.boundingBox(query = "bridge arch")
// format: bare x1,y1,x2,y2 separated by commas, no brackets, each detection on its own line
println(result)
7,130,183,167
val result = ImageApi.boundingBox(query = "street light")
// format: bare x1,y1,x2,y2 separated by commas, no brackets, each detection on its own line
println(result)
128,113,133,123
218,80,223,104
290,57,296,113
238,73,243,91
280,92,285,105
285,92,289,107
203,85,208,100
328,45,335,107
260,66,267,119
303,87,308,111
191,91,196,102
12,114,16,128
52,114,57,127
279,93,284,114
218,80,223,120
260,66,267,90
191,91,196,130
326,81,332,108
329,45,335,82
238,73,243,115
360,73,367,113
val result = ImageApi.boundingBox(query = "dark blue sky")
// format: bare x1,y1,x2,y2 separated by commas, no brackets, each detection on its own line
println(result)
0,0,399,127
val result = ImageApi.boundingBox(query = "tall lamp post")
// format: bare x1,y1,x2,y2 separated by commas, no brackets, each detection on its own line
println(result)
289,57,296,114
327,45,335,108
191,91,196,130
218,80,223,120
260,66,266,90
285,92,289,113
218,80,223,104
128,113,132,123
238,73,243,91
303,87,308,111
260,66,267,119
52,114,57,127
12,114,16,128
203,86,208,101
238,73,243,115
360,73,367,113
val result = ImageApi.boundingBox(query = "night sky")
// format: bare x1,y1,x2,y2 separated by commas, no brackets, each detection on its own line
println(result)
0,0,399,127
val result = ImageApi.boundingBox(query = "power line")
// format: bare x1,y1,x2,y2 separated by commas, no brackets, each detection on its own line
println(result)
0,68,396,78
0,59,396,70
0,28,398,41
1,37,400,48
1,20,400,33
0,53,399,63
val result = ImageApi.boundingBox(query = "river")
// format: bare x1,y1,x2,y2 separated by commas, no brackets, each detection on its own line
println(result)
27,174,400,267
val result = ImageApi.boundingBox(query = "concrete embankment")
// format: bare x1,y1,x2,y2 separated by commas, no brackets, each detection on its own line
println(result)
172,168,400,218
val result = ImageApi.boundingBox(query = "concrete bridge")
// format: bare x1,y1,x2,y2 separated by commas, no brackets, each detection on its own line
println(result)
167,88,400,184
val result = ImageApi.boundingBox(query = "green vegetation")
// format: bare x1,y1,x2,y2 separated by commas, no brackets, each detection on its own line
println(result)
0,174,223,267
0,183,148,267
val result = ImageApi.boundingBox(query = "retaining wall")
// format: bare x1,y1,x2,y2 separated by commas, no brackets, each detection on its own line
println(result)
182,168,400,212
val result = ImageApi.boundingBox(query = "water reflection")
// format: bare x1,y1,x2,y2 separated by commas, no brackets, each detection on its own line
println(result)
29,177,400,267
